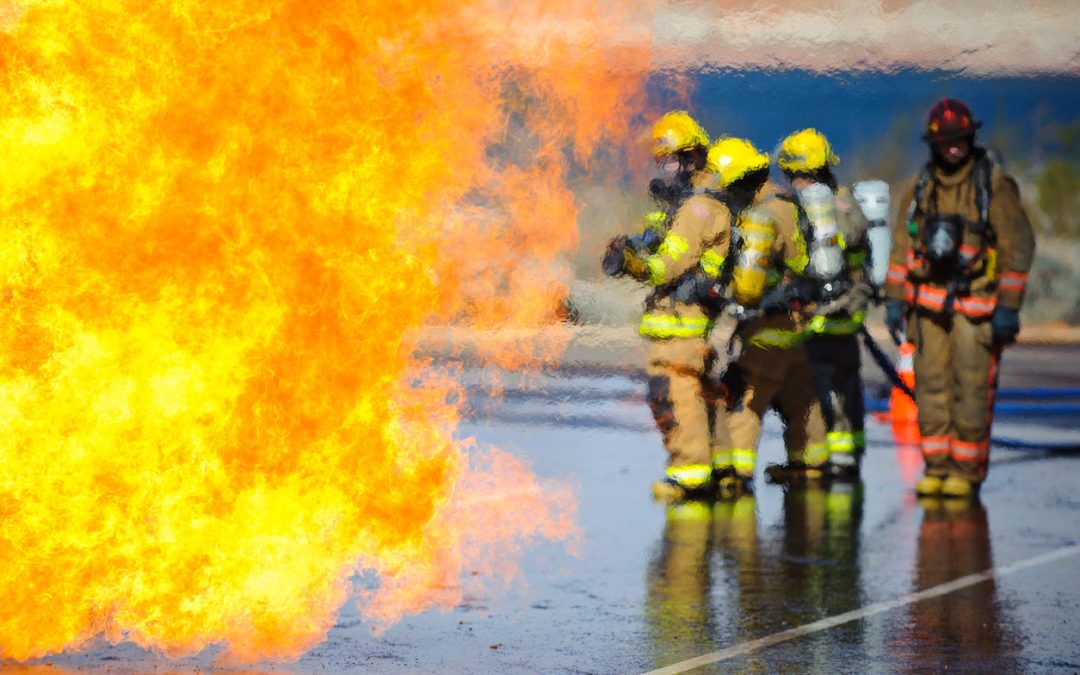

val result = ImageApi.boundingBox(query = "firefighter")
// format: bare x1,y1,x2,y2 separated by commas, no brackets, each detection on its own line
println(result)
884,99,1035,498
602,111,710,277
605,112,731,501
711,138,829,492
773,129,873,481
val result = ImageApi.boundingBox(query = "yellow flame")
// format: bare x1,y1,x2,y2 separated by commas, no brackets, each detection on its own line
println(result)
0,0,654,663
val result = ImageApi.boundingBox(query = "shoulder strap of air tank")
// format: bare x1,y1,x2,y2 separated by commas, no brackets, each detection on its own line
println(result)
694,187,741,284
973,150,993,235
909,162,933,221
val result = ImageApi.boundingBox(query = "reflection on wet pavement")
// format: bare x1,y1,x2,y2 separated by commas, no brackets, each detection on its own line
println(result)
896,498,1023,671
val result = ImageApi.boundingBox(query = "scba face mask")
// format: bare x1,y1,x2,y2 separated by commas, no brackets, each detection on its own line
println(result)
853,180,890,221
922,215,964,267
649,155,693,205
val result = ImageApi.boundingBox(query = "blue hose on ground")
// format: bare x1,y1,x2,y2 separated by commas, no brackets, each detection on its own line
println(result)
865,387,1080,452
994,388,1080,400
865,398,1080,416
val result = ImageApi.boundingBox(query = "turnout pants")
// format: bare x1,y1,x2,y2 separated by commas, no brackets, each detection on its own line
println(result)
719,323,828,478
804,333,866,466
645,337,727,489
910,311,1001,483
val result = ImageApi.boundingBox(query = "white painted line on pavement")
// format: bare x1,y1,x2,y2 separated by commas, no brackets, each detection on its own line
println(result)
643,543,1080,675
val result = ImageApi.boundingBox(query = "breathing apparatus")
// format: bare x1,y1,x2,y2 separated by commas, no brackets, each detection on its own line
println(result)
730,205,777,308
853,179,893,288
799,182,846,282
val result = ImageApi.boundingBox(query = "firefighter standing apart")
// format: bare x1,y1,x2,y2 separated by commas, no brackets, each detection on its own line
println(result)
775,129,873,480
604,111,730,501
884,99,1035,498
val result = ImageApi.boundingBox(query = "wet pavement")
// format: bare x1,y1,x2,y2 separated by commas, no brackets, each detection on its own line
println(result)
14,346,1080,674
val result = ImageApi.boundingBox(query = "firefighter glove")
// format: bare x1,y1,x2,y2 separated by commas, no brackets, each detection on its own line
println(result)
885,299,906,345
623,247,650,281
991,306,1021,345
602,235,631,277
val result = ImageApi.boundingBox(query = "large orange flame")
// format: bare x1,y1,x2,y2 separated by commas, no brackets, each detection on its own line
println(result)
0,0,653,663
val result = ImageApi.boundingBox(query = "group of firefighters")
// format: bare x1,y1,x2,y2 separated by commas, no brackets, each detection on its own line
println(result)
603,99,1035,503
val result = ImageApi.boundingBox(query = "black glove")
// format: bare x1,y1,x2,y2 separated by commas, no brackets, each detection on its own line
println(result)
602,235,630,277
885,300,906,345
630,226,663,252
991,306,1021,345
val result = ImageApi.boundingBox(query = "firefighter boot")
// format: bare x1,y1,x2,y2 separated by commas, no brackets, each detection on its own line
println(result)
652,476,717,503
915,475,944,496
941,475,978,499
652,480,689,503
764,461,826,485
716,471,753,498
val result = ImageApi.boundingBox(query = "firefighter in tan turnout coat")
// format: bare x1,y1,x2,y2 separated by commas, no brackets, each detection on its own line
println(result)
712,138,829,492
884,99,1035,499
604,112,732,501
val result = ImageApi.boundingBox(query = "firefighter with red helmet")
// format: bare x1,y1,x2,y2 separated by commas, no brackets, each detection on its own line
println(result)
884,99,1036,498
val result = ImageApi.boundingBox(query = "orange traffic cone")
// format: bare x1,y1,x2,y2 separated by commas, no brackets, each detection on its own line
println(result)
889,341,918,423
889,341,920,477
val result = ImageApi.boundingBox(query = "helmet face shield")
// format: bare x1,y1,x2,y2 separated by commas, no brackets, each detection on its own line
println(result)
655,154,680,179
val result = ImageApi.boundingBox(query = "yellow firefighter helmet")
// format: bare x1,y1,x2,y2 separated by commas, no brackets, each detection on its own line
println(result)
707,137,770,189
777,128,840,173
651,111,710,158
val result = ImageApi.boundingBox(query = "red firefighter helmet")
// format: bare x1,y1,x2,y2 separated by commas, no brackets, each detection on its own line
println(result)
922,98,982,142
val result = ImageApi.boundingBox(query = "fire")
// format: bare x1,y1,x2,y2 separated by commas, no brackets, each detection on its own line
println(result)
0,0,652,663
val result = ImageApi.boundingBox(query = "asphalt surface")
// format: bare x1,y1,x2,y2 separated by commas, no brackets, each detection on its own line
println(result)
10,343,1080,674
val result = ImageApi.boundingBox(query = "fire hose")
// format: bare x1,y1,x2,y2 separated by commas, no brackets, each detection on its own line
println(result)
859,327,1080,452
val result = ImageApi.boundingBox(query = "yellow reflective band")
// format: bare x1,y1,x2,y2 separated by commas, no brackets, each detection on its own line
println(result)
837,230,847,250
646,255,666,286
657,232,690,261
742,220,774,236
790,205,806,245
667,500,712,522
712,449,733,469
639,314,714,339
806,311,866,336
827,431,856,453
645,210,668,228
785,254,809,274
748,328,807,349
665,463,713,489
802,442,830,466
700,249,725,278
732,448,756,475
